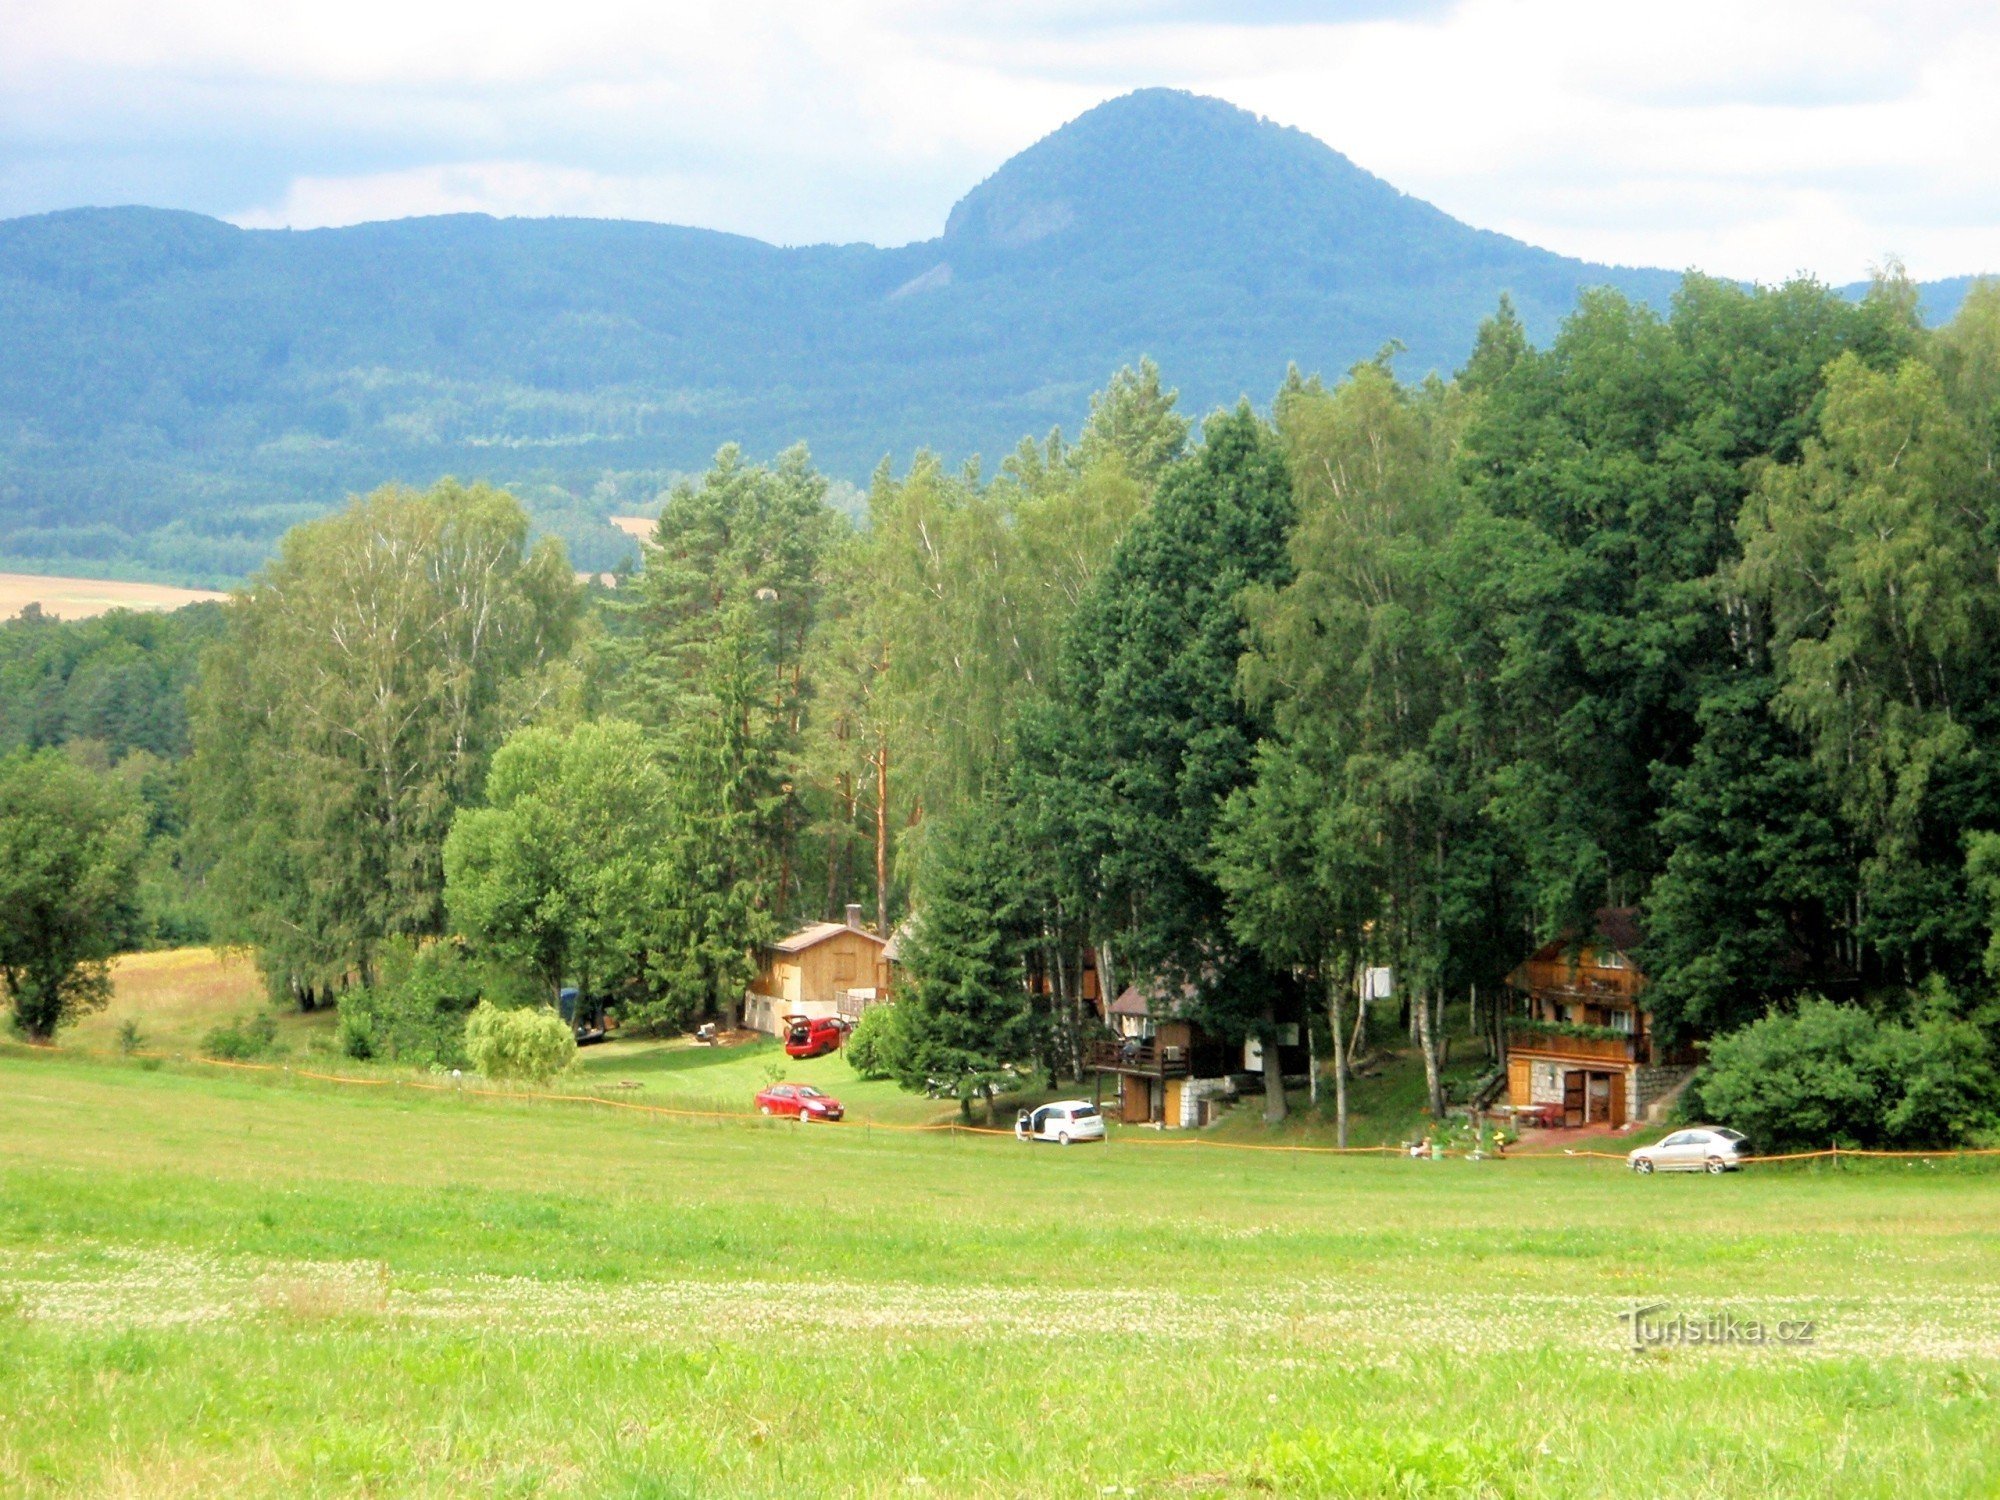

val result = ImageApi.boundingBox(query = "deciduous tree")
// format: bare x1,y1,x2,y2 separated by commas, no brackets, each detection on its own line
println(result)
0,749,146,1040
190,480,582,999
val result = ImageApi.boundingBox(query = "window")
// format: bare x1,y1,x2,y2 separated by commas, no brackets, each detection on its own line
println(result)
1659,1132,1690,1148
1600,951,1626,970
1070,1105,1099,1119
1609,1009,1635,1034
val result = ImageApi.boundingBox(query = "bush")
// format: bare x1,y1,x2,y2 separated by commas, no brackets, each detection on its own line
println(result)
844,1002,908,1080
1689,998,1998,1151
463,1001,575,1085
202,1011,278,1061
334,940,499,1069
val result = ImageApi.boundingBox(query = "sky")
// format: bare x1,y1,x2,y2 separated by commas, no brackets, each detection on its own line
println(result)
2,0,1996,285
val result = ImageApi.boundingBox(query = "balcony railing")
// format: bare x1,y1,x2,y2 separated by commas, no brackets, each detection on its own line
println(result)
1505,1025,1637,1063
1086,1039,1191,1077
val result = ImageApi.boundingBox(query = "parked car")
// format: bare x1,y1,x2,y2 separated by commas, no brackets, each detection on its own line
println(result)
755,1083,845,1121
1015,1100,1105,1145
782,1014,849,1059
1628,1127,1750,1174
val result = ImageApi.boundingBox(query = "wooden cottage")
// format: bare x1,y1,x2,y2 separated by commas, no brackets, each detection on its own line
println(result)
743,905,894,1035
1088,982,1235,1127
1503,908,1696,1128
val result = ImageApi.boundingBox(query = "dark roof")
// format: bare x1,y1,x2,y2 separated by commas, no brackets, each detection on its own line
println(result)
1521,907,1644,966
1107,977,1202,1019
1594,906,1643,954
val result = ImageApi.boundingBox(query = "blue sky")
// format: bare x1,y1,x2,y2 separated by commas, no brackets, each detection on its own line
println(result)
2,0,1995,283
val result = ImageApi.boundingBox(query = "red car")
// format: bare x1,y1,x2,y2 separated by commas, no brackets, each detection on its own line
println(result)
755,1083,845,1121
782,1014,849,1059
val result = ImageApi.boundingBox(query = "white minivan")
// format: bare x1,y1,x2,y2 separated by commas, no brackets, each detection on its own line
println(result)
1015,1100,1106,1145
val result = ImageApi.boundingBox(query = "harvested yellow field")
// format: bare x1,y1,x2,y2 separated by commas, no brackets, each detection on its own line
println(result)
608,514,655,542
0,571,227,621
68,947,334,1056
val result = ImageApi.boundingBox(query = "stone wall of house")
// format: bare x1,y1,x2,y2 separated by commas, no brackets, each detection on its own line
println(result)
1181,1076,1234,1128
1635,1065,1696,1121
1529,1060,1566,1104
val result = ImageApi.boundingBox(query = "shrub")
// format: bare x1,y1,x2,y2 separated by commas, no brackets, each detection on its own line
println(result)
463,1001,575,1085
844,1002,908,1080
116,1018,143,1055
334,940,499,1069
1689,998,1998,1151
202,1011,279,1061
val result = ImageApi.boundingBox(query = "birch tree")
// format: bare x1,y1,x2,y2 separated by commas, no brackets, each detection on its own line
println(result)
190,480,581,997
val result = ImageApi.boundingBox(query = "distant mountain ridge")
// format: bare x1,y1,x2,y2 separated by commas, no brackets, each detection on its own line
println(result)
0,88,1983,582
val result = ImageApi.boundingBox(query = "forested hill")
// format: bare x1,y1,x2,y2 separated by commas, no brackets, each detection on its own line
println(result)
0,88,1979,584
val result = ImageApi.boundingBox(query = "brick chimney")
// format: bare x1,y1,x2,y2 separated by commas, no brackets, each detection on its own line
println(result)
845,903,865,931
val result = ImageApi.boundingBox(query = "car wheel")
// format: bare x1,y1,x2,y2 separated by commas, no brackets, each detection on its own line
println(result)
1058,1131,1071,1147
1706,1156,1727,1175
758,1105,772,1116
1634,1157,1654,1174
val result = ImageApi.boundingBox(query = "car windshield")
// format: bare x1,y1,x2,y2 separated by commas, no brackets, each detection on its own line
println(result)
798,1087,823,1098
1715,1128,1745,1141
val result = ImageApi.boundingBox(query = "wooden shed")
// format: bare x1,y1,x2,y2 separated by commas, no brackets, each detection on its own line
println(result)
743,905,892,1035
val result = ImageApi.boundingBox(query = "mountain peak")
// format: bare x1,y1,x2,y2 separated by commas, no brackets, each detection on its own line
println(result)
941,88,1418,264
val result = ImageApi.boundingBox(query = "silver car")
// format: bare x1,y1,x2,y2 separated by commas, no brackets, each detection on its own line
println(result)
1628,1127,1750,1175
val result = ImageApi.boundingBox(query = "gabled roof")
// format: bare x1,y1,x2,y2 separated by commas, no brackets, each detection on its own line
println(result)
771,921,886,955
1108,977,1202,1019
1519,907,1644,965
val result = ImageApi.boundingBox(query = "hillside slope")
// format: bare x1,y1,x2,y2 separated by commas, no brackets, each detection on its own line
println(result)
0,89,1980,582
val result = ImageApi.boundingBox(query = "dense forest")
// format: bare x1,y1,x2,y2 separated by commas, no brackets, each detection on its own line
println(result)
0,89,1976,586
9,266,2000,1151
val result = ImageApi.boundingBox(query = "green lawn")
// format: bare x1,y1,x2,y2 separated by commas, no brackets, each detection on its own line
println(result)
4,1049,1998,1498
571,1033,970,1126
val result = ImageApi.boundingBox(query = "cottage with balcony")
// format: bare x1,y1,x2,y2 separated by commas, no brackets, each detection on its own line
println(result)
1503,908,1696,1128
1087,981,1235,1127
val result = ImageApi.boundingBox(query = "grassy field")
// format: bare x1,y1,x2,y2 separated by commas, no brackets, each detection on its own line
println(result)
573,1033,962,1126
74,947,1488,1143
3,1049,1998,1498
68,949,337,1058
0,571,227,620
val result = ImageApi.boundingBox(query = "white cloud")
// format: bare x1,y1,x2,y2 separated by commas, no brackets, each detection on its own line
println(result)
0,0,1994,281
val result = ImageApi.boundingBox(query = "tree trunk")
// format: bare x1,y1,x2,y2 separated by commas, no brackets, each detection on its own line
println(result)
1260,1000,1287,1123
1328,968,1350,1149
873,739,890,932
1415,981,1446,1122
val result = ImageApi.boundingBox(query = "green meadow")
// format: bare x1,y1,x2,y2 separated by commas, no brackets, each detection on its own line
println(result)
4,1049,1998,1499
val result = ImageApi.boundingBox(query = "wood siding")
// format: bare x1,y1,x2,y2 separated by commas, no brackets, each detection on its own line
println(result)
749,930,887,1010
1512,946,1645,1005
